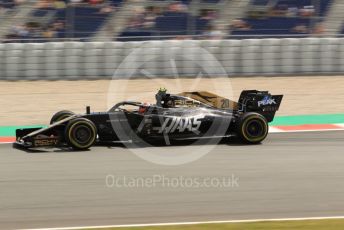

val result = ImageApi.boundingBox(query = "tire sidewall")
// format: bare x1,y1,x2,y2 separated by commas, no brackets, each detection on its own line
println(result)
65,118,97,150
237,113,269,144
50,110,75,124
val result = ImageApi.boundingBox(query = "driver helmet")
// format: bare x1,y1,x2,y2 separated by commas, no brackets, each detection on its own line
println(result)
156,87,168,107
158,87,167,94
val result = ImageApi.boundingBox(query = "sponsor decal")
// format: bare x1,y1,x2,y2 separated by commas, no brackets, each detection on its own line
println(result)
34,138,59,147
174,99,201,107
154,115,204,134
258,95,276,107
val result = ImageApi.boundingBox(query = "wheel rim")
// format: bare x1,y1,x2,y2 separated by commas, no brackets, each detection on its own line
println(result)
245,120,265,138
72,125,92,145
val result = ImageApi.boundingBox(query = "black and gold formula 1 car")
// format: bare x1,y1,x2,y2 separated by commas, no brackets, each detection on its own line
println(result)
14,90,283,150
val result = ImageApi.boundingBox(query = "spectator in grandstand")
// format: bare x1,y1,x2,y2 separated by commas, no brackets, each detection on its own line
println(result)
89,0,104,5
119,1,217,40
126,5,161,29
230,19,251,31
200,9,217,21
299,5,315,17
271,4,288,16
126,6,145,28
0,0,16,9
167,2,188,13
1,0,28,11
52,20,65,31
42,26,57,38
286,6,298,17
202,25,224,40
98,1,115,14
313,23,325,35
70,0,83,4
53,0,66,9
10,25,29,38
142,6,159,28
35,0,54,9
291,24,309,34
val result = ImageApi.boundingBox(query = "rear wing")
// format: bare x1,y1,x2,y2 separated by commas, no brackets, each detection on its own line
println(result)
238,90,283,122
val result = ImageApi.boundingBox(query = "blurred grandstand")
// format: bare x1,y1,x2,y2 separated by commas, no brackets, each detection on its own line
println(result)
0,0,342,42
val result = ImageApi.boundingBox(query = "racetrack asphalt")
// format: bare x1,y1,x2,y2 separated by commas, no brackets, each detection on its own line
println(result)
1,131,344,229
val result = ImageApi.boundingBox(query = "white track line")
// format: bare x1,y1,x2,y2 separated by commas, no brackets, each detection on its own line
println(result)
268,127,284,133
268,127,344,133
21,216,344,230
269,128,344,133
335,123,344,128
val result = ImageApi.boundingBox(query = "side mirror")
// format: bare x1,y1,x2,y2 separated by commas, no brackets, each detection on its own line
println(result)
86,106,90,114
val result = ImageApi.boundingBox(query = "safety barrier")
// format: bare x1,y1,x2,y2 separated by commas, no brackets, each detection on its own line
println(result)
0,38,343,80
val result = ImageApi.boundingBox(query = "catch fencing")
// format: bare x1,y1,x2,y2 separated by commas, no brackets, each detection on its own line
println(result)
0,37,344,80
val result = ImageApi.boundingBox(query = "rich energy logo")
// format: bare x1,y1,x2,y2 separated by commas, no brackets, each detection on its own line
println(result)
258,96,276,107
154,116,204,134
34,138,59,147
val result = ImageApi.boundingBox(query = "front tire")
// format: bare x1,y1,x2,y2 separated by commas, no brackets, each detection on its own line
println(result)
50,110,75,124
65,118,97,150
237,112,269,144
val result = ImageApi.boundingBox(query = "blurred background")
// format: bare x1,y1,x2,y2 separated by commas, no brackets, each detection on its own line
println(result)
0,0,337,42
1,0,342,80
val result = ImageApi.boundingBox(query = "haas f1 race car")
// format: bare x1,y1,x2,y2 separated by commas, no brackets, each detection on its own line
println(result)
14,90,283,150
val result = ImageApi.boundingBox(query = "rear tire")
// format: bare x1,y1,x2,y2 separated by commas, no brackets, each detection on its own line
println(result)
50,110,75,124
65,118,97,150
237,112,269,144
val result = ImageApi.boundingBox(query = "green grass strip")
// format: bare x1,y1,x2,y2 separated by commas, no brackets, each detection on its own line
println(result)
0,125,45,137
270,114,344,126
